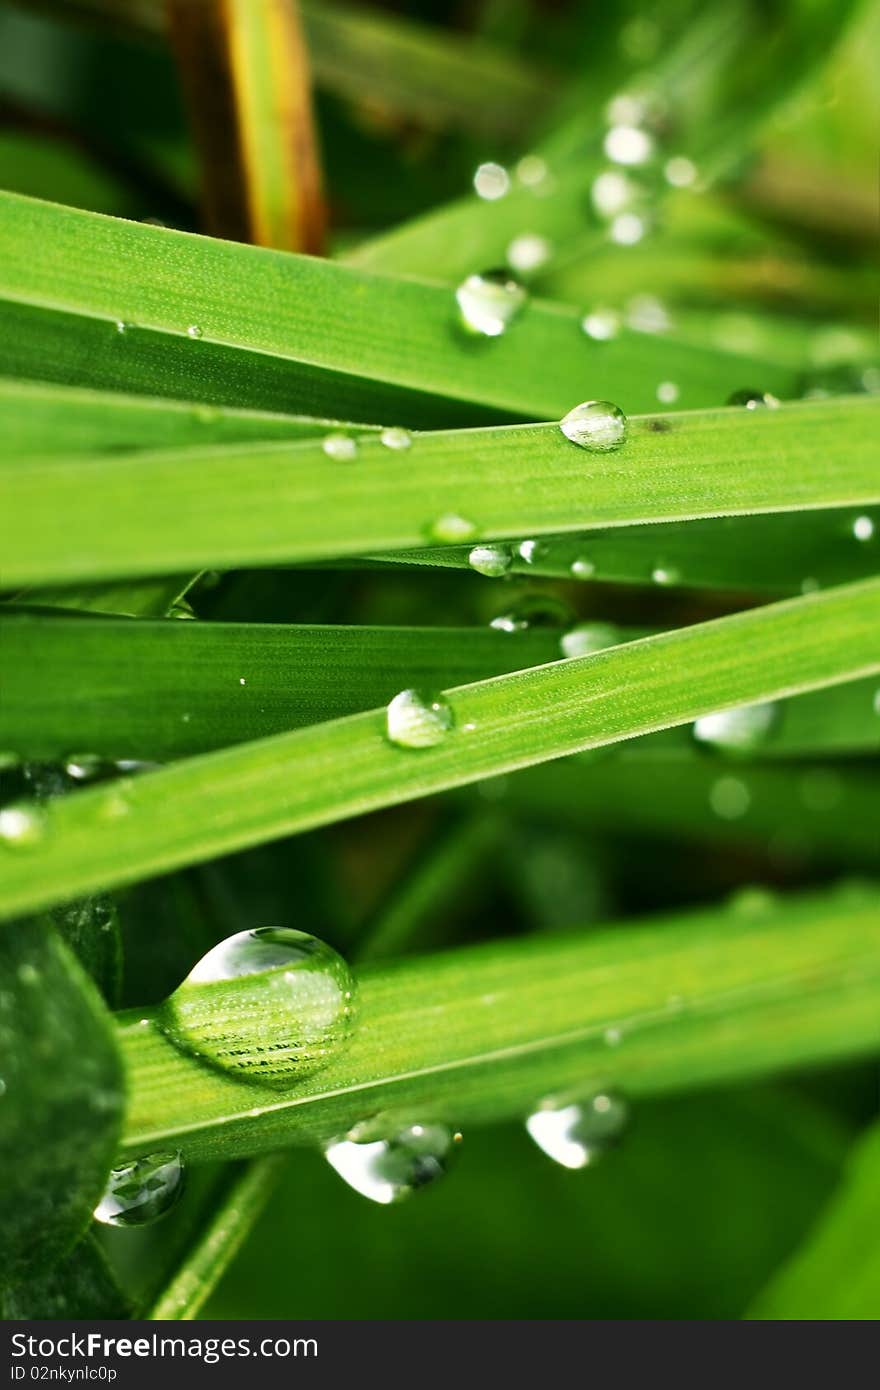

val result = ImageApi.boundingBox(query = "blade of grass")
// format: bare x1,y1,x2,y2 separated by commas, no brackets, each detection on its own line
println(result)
0,578,877,921
4,397,877,588
368,506,880,596
0,615,561,760
497,755,880,865
3,614,876,762
168,0,324,252
748,1120,880,1320
0,192,801,425
116,885,880,1163
9,576,199,619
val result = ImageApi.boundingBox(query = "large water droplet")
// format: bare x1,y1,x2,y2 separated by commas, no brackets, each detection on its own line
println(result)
455,270,526,338
386,690,453,749
526,1093,628,1169
468,543,513,578
560,400,627,451
0,803,46,850
560,622,621,659
490,594,572,633
693,701,779,754
93,1152,184,1228
160,928,356,1086
324,1123,461,1204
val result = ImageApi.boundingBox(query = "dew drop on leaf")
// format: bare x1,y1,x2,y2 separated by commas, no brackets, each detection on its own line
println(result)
506,233,552,274
559,400,627,451
186,324,203,339
324,1123,462,1204
455,270,526,337
386,689,454,749
468,543,513,577
93,1151,184,1228
526,1093,628,1169
852,515,875,542
581,308,620,341
473,162,509,200
429,513,478,543
322,433,358,461
159,928,356,1086
726,389,780,409
693,701,779,754
0,803,46,850
490,594,572,633
560,622,621,659
379,426,412,451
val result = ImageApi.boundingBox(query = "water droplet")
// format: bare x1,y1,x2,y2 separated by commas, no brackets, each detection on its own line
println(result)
604,125,654,166
238,677,246,686
664,155,697,187
64,754,104,782
604,1027,622,1047
0,803,46,850
605,92,648,126
429,513,478,543
490,595,572,633
727,389,780,409
651,564,680,586
186,324,203,339
609,212,647,245
324,1123,461,1204
473,162,510,200
590,170,639,218
160,928,356,1085
517,538,548,565
852,515,875,542
93,1152,184,1228
560,400,627,451
656,381,679,404
455,270,526,338
693,702,779,754
570,558,596,579
515,154,548,187
709,775,751,819
322,433,358,461
526,1093,628,1169
626,295,671,334
468,543,513,578
386,690,454,749
114,320,127,335
507,233,552,274
581,308,621,341
168,599,196,620
560,622,620,659
379,426,412,451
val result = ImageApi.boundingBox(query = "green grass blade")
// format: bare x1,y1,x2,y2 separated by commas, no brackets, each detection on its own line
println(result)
12,576,199,619
145,1154,287,1320
116,885,880,1163
0,920,124,1284
0,378,368,454
1,579,876,921
0,615,560,760
369,507,880,595
499,755,880,865
4,398,876,587
748,1121,880,1320
0,192,800,425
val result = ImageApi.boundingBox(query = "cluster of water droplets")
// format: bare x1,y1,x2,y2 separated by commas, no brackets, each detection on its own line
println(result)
324,1122,462,1204
526,1091,629,1169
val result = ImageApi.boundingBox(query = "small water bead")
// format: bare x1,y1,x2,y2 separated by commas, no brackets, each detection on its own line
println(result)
455,269,527,338
64,754,105,782
852,515,875,542
581,308,621,342
727,389,780,409
468,543,513,578
0,803,46,850
560,622,620,659
515,154,548,188
626,295,671,334
664,155,698,187
517,538,548,565
114,320,127,335
324,1123,461,1205
429,513,478,544
560,400,627,452
656,381,679,403
709,775,751,820
490,595,572,633
93,1152,184,1228
604,1026,622,1047
473,162,510,200
322,433,358,461
693,701,779,754
609,212,647,245
386,689,454,749
507,233,552,274
603,124,654,166
160,928,356,1085
651,564,681,586
526,1093,628,1170
591,170,640,219
379,426,412,451
186,324,203,339
570,558,597,580
168,599,196,619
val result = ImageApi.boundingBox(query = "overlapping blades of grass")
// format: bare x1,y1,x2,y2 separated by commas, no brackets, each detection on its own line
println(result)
4,398,877,588
0,579,877,921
